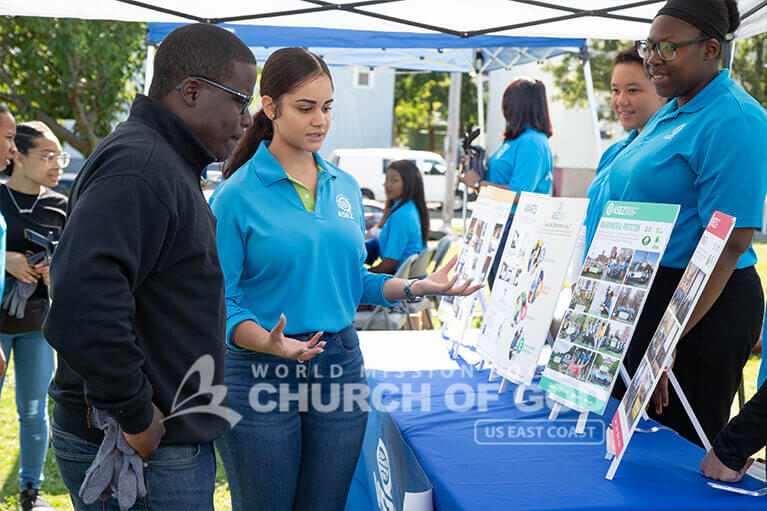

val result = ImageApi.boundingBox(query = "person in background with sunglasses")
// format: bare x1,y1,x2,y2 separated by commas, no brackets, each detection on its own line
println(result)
588,0,767,449
42,24,258,510
0,121,67,510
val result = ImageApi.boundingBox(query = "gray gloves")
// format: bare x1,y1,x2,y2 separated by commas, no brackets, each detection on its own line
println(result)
79,408,147,510
2,277,38,318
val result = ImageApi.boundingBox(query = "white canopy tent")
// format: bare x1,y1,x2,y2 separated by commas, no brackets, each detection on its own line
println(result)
2,1,765,40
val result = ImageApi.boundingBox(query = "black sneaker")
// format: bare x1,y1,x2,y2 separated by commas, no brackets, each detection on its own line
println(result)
19,485,54,511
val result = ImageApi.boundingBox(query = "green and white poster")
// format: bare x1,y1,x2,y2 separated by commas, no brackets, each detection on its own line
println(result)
540,201,679,414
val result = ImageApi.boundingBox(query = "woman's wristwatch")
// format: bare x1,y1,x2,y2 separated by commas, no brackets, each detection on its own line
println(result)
403,279,420,303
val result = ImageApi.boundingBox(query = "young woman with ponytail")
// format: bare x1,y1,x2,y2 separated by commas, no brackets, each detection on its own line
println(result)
210,47,479,510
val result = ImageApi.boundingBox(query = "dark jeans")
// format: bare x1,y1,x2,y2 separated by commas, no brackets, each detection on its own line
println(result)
216,325,368,511
51,421,216,510
617,265,764,446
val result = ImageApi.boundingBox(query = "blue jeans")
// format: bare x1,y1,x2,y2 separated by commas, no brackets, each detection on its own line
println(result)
0,330,55,491
51,422,216,510
216,325,368,511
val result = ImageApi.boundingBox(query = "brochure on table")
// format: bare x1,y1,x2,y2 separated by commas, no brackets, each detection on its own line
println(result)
605,211,736,480
476,193,589,386
438,187,515,344
540,201,680,415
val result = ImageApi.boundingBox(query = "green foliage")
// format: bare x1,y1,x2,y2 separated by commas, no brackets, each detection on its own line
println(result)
732,34,767,108
0,17,146,156
394,72,478,151
543,40,630,122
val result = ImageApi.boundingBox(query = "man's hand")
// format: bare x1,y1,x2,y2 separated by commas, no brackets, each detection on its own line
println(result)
123,403,166,459
700,449,752,482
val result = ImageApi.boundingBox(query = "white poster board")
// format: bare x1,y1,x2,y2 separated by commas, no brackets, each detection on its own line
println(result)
540,201,679,415
606,211,736,479
438,187,515,344
476,193,588,385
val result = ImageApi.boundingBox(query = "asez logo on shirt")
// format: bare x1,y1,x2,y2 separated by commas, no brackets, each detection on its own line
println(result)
664,123,687,140
336,194,355,220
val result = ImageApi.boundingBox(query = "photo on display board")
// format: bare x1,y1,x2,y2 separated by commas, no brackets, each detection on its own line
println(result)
573,315,609,350
569,278,597,312
589,281,619,318
529,269,545,304
669,262,706,324
507,325,525,360
623,362,654,427
581,245,611,279
527,239,545,274
587,353,620,389
482,255,493,275
512,291,529,322
547,339,578,374
492,222,504,241
647,310,680,376
610,286,646,324
597,321,631,357
547,339,596,382
498,262,522,285
602,247,634,284
509,229,520,249
624,250,661,289
558,310,586,343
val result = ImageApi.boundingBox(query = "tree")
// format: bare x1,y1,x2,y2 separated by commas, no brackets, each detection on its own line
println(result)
732,34,766,108
394,71,478,151
0,17,146,156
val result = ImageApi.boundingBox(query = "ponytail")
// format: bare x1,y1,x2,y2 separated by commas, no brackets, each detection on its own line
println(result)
223,108,273,179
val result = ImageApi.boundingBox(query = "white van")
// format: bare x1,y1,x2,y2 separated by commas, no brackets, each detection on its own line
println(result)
329,148,453,204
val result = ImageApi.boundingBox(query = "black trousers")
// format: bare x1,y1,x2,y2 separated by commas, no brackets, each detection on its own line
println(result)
616,265,764,447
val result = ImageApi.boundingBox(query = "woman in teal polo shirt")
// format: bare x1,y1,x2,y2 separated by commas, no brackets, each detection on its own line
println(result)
460,78,554,287
584,47,666,254
590,0,767,446
369,159,428,274
210,48,479,511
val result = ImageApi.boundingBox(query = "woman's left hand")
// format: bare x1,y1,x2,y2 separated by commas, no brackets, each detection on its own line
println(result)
35,263,50,287
412,255,483,297
459,169,481,188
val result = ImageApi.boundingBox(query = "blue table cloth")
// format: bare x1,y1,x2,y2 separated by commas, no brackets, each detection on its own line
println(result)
355,353,765,510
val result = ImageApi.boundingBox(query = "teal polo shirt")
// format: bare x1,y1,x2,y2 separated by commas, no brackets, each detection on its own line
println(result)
583,130,638,258
486,126,553,197
378,199,425,269
210,141,395,347
604,70,767,269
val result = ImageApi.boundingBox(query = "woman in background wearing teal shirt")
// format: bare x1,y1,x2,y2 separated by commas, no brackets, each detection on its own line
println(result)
460,78,553,287
368,159,428,274
584,47,666,254
211,48,479,511
595,0,767,448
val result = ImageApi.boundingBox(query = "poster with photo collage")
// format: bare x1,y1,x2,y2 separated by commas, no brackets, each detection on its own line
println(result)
476,193,588,385
608,211,736,467
438,187,515,343
539,201,680,415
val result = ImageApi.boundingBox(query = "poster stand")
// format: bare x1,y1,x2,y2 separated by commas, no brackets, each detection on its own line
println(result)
605,368,708,480
547,394,590,434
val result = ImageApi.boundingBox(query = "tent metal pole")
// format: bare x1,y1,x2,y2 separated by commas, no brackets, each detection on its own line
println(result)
443,72,462,228
582,42,602,161
722,40,735,70
475,73,486,146
143,44,156,96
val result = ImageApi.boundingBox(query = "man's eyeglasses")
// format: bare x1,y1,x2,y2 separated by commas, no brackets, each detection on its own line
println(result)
31,151,70,168
636,37,709,61
176,76,253,115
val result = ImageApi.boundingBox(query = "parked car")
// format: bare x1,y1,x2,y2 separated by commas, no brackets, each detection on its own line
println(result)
330,148,468,207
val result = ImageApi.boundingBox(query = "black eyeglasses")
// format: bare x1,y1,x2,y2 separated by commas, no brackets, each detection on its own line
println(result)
636,37,709,61
176,76,253,115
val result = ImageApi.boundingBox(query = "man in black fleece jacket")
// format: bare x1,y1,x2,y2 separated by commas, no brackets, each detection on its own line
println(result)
701,382,767,482
43,24,257,509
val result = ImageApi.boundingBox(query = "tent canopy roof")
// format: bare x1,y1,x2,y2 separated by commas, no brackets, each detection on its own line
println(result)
4,0,766,40
147,23,586,72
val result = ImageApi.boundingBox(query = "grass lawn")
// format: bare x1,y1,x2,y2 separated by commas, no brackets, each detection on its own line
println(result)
0,241,765,509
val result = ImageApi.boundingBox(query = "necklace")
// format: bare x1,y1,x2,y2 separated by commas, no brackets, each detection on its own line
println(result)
5,185,41,214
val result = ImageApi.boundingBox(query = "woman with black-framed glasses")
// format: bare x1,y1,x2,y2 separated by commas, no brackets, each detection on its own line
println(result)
0,120,67,510
583,0,767,454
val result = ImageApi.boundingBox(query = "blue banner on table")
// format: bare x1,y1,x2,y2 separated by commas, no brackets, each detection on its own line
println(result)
347,405,433,511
